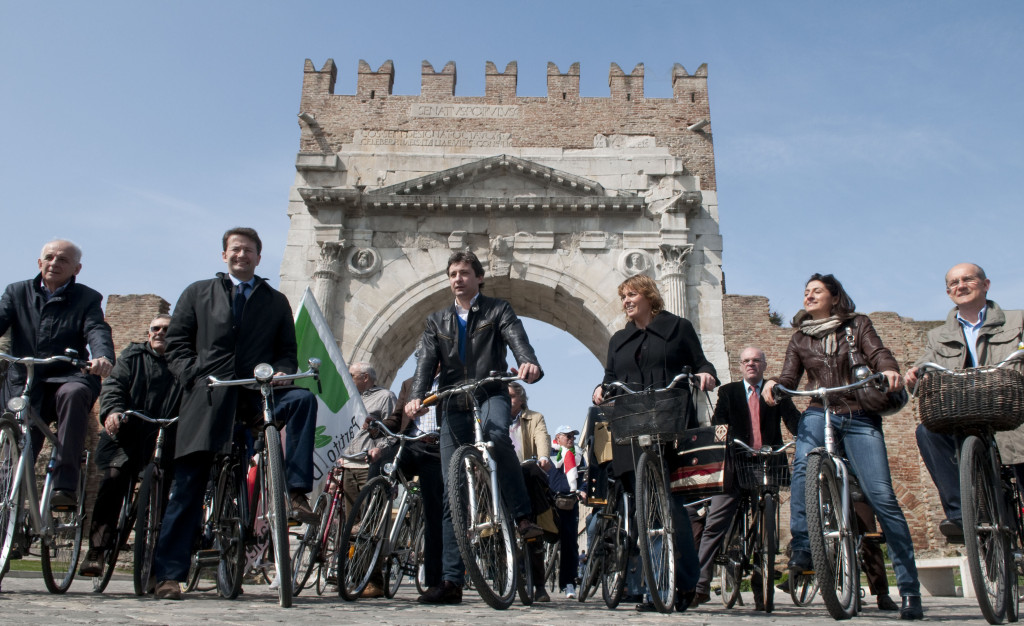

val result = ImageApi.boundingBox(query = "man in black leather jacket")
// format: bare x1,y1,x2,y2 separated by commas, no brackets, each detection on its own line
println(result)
404,250,543,605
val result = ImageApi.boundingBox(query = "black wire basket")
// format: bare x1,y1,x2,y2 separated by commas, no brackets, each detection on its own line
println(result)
917,367,1024,434
732,451,791,492
603,387,691,445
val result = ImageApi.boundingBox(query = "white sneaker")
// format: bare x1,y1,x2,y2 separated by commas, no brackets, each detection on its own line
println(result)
564,583,576,599
268,576,279,590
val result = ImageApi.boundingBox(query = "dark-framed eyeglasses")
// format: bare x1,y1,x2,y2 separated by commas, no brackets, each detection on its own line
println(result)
150,325,170,333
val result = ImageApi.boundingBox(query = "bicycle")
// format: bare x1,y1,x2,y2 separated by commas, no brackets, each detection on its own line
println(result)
291,451,365,596
336,420,432,601
713,439,793,613
577,472,633,608
772,372,893,620
915,349,1024,624
424,372,522,610
0,349,91,594
204,358,322,608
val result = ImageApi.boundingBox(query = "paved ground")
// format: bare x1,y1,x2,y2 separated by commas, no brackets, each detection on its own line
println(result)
0,573,1004,625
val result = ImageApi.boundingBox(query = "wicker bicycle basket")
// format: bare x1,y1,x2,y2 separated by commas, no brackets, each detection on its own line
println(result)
917,367,1024,434
603,387,691,446
732,451,791,492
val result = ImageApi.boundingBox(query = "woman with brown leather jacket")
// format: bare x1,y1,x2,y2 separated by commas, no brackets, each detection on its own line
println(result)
763,273,922,620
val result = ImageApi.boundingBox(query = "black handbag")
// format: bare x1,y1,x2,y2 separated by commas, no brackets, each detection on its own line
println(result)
844,322,908,416
669,424,728,497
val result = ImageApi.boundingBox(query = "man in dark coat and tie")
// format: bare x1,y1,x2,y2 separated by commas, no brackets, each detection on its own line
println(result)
691,346,799,609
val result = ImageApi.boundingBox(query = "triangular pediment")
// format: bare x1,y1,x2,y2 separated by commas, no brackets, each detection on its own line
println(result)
371,154,619,199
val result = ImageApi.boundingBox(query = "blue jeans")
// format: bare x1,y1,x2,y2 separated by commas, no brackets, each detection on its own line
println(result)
438,393,531,585
790,408,920,597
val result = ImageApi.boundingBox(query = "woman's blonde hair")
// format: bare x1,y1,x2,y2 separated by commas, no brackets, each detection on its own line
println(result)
617,274,665,318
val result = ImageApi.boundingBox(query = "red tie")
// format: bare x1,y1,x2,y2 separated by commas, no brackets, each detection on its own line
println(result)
748,385,762,450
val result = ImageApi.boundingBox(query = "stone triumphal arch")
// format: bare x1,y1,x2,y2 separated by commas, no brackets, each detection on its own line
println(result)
279,58,728,387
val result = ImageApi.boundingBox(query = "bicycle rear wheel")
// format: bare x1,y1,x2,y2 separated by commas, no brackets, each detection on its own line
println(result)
215,461,245,600
42,453,87,594
384,493,419,599
544,539,558,593
789,571,819,606
263,427,293,608
716,506,742,609
806,451,858,620
758,492,777,613
292,492,327,596
635,450,675,613
961,434,1009,624
413,512,428,595
577,515,604,603
0,418,23,585
448,445,516,610
337,475,391,601
600,482,628,608
516,535,535,605
317,497,343,596
132,464,162,595
95,488,133,593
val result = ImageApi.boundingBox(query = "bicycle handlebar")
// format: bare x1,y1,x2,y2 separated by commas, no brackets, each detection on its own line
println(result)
600,368,695,401
207,358,322,388
0,349,89,371
731,439,795,456
120,409,180,428
771,371,888,401
421,372,521,407
368,419,438,442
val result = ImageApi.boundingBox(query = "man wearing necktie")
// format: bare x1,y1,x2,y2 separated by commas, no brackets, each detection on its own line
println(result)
152,227,319,601
690,346,799,609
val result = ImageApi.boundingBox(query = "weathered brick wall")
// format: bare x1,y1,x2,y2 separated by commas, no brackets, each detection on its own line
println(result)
722,294,953,556
298,59,717,190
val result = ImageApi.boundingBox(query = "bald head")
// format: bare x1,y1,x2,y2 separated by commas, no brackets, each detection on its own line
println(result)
739,346,767,385
945,263,990,320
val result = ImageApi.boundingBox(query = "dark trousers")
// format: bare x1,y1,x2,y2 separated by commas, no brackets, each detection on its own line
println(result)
556,502,579,589
369,439,444,588
693,490,740,595
439,394,531,585
855,500,890,597
31,381,95,493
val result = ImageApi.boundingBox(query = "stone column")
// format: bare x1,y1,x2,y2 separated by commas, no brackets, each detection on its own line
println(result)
312,242,344,320
658,243,693,317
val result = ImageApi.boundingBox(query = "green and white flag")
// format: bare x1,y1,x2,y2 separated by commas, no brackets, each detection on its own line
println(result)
293,287,366,494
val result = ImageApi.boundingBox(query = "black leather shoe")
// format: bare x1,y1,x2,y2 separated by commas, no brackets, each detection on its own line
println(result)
635,601,658,612
939,518,964,538
787,549,813,574
51,489,77,510
878,593,899,611
534,587,550,602
899,595,923,620
691,591,710,608
417,580,462,604
675,590,694,612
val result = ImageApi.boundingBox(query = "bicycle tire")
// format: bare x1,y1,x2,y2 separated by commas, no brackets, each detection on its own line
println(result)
185,474,217,593
448,445,516,610
635,450,675,613
716,507,742,609
384,493,419,599
516,535,535,606
95,488,133,593
0,418,23,586
337,475,391,601
42,452,87,594
413,511,428,595
806,451,858,620
577,515,604,603
215,461,245,600
789,571,819,606
318,497,344,596
544,539,558,593
132,463,162,596
961,434,1009,624
264,427,293,607
759,492,777,613
292,492,328,596
600,482,628,608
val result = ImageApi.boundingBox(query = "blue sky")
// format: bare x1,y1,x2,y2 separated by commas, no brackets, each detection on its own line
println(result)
3,1,1022,436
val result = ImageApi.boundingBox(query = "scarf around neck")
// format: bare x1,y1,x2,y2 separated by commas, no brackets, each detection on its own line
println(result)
799,315,844,355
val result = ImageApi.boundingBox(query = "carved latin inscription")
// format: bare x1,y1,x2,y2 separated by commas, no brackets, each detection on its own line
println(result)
409,104,520,118
356,130,513,148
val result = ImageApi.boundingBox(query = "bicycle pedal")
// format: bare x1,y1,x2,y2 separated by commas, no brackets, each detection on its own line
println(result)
862,532,883,540
589,498,607,506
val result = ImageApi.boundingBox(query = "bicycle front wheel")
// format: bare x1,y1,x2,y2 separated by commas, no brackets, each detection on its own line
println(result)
789,570,819,606
0,418,24,585
42,453,87,594
413,511,428,595
635,450,675,613
133,464,162,596
961,434,1010,624
515,534,535,606
317,497,344,596
384,493,420,599
448,445,516,610
758,492,777,613
95,488,133,594
806,451,858,620
292,492,327,596
600,482,628,608
215,462,245,600
716,506,742,609
337,475,391,601
262,427,293,607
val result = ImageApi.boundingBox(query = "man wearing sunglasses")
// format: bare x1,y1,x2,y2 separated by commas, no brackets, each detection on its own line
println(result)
79,315,182,578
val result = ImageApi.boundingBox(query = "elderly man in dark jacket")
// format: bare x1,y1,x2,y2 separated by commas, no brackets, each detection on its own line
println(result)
152,227,318,601
404,250,543,605
79,314,182,578
0,239,114,509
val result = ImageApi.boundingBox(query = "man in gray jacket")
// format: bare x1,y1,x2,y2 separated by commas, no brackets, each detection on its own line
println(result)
907,263,1024,539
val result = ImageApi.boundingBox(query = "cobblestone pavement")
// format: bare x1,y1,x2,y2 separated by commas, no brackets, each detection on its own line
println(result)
0,574,1000,624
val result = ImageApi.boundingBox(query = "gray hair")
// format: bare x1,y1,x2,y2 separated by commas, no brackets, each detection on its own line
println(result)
41,239,83,264
508,381,528,407
350,361,377,384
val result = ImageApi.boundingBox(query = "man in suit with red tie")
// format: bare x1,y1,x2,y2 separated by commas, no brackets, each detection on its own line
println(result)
690,346,799,609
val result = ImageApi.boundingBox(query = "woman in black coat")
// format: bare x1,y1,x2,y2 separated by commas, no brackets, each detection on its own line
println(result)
591,274,718,612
